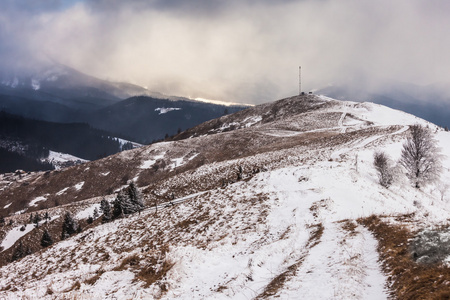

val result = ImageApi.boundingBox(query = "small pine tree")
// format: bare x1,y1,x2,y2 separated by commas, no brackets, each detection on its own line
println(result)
112,183,145,219
29,213,33,224
87,215,94,224
93,207,99,219
237,165,243,181
0,216,5,226
61,212,78,240
33,213,42,227
100,199,112,223
112,192,126,219
127,182,144,212
41,229,53,247
44,211,50,221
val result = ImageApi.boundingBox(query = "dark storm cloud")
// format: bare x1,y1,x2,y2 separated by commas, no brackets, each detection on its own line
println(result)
1,0,450,103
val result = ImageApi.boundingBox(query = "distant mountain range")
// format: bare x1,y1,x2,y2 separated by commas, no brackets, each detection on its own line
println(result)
0,62,248,172
0,62,248,142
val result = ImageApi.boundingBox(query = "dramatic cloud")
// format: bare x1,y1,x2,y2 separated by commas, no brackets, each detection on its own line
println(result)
1,0,450,103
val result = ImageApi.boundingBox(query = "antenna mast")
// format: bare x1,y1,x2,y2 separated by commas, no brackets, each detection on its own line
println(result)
299,66,302,95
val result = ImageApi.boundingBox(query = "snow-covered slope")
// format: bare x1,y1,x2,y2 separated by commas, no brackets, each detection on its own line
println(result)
0,94,449,299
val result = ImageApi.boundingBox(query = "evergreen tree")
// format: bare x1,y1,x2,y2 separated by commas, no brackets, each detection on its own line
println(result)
112,191,126,219
93,207,99,219
41,229,53,247
100,199,112,223
29,213,33,224
126,182,144,212
33,213,42,227
112,183,145,220
87,215,94,224
44,211,50,222
61,212,78,240
0,216,5,226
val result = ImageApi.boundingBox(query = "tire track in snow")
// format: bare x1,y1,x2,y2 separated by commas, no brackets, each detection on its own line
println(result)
274,222,388,299
255,223,324,299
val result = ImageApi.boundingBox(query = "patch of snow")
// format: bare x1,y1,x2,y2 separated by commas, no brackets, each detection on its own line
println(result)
74,182,85,191
44,150,88,170
56,187,69,196
170,157,184,169
75,203,101,220
263,129,303,137
100,172,110,176
243,115,262,128
155,107,181,115
215,122,240,132
188,153,199,160
29,196,47,207
1,224,35,252
3,203,11,209
140,153,165,169
14,209,27,215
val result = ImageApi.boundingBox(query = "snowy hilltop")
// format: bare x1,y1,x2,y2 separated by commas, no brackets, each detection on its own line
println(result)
0,94,449,299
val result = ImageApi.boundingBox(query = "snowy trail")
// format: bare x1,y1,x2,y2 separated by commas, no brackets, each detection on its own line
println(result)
331,125,409,160
277,222,387,299
253,167,389,299
338,111,347,133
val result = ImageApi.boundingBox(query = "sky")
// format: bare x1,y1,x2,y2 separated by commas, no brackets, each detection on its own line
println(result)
1,0,450,104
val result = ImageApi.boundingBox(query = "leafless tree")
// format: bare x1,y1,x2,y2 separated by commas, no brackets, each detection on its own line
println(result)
374,151,393,188
399,124,442,188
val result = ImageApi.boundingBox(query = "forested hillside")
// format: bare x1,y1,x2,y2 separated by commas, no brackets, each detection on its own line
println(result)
0,112,133,172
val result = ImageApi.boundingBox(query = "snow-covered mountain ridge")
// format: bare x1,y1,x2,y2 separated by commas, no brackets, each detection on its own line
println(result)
0,94,449,299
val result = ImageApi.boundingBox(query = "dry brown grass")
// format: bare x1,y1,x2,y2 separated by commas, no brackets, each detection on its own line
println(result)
339,219,358,237
114,253,140,271
359,215,450,300
137,259,175,288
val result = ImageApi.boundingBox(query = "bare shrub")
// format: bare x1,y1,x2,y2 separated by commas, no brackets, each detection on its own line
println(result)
373,151,393,188
399,124,442,188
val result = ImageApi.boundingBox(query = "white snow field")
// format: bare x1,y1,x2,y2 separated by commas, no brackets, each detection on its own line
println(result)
0,95,449,299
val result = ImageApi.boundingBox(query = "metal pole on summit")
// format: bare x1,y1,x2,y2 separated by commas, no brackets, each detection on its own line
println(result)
299,66,302,95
